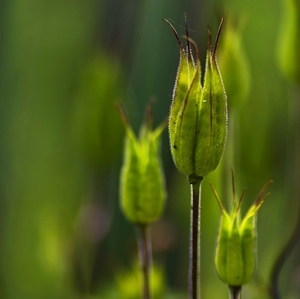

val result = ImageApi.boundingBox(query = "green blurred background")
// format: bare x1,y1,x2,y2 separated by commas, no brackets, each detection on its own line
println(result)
0,0,299,298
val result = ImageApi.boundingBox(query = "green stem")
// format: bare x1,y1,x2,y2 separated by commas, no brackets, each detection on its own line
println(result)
269,208,300,299
137,224,151,299
189,176,203,299
229,286,242,299
269,85,300,299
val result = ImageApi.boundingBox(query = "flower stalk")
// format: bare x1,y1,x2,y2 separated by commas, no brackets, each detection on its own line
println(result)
189,177,203,299
229,285,242,299
118,104,167,299
137,225,152,299
164,15,227,299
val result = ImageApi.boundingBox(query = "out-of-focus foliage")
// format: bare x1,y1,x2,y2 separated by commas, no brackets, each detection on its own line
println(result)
277,0,300,83
0,0,299,298
72,51,124,171
218,17,250,109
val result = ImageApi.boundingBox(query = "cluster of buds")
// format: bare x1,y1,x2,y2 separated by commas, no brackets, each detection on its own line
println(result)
210,172,273,287
118,105,167,225
164,18,228,182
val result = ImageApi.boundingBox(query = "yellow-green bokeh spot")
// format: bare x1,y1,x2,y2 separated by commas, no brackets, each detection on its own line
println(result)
115,261,165,299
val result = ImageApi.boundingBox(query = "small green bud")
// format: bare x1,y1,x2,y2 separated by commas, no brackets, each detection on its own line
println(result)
164,19,228,180
210,172,273,287
118,105,167,225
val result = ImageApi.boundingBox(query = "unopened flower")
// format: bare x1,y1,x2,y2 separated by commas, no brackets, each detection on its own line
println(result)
210,173,273,287
164,18,228,182
118,105,167,224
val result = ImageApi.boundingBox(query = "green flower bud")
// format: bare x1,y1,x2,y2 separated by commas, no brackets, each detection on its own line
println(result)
118,105,167,225
164,19,228,180
210,173,273,287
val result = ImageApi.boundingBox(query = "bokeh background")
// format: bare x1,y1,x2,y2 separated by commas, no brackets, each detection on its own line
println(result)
0,0,299,298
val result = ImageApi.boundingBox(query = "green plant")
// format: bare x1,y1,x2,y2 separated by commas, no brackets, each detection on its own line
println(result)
210,171,273,298
162,16,227,299
118,104,166,299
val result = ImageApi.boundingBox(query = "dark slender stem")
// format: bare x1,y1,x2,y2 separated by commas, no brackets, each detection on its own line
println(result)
269,85,300,299
229,286,242,299
269,203,300,299
137,225,151,299
189,176,203,299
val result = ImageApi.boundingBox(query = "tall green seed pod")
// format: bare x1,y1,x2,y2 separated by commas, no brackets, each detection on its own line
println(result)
164,19,228,181
210,173,273,287
118,105,167,225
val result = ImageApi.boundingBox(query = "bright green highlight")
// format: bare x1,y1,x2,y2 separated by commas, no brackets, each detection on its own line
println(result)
118,106,166,224
115,261,165,299
164,19,228,180
210,173,273,286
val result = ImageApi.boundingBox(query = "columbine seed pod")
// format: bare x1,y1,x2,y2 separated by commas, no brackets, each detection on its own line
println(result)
118,105,166,225
164,19,228,181
210,173,273,286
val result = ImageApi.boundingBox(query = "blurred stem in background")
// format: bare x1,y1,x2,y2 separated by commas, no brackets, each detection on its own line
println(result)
137,225,152,299
270,0,300,297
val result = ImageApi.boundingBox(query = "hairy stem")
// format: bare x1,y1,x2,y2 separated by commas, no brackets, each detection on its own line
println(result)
189,176,203,299
137,225,151,299
229,286,242,299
